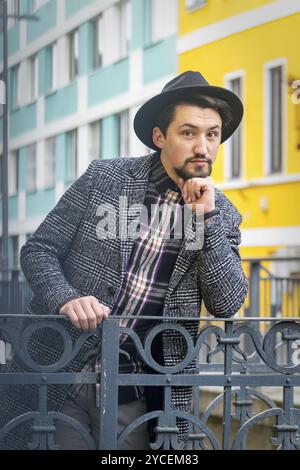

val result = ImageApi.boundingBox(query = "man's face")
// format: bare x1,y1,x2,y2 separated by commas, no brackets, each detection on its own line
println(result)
153,104,222,182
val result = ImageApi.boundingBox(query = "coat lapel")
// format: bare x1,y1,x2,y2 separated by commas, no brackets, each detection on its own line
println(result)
118,154,223,298
166,189,223,298
119,153,155,275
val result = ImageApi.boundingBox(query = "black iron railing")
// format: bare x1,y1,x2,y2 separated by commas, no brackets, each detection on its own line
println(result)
1,315,300,450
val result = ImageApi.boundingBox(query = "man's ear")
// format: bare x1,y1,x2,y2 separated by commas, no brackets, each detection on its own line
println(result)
152,127,165,149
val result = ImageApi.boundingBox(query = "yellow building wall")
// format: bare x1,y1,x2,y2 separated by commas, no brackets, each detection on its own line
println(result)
180,0,276,34
179,12,300,257
180,13,300,180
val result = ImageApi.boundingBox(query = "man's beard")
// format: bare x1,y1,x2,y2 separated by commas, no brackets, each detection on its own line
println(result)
173,156,213,180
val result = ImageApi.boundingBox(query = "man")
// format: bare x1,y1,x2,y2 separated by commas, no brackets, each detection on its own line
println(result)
0,71,248,450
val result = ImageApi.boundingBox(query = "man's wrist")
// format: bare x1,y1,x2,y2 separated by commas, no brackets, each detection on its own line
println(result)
204,207,220,223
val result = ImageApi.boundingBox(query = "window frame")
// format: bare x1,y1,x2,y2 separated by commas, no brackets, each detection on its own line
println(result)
26,143,37,194
9,150,19,196
185,0,207,12
45,137,56,189
69,29,80,82
224,70,245,181
66,129,78,183
264,58,287,176
92,15,104,70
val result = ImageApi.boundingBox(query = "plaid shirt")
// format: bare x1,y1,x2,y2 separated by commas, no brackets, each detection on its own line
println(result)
69,155,184,405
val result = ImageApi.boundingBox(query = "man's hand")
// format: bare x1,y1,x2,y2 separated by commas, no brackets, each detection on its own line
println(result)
178,177,215,215
59,296,110,331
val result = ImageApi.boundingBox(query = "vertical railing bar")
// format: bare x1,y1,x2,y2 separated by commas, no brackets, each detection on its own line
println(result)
38,384,48,450
281,385,294,450
99,319,119,450
163,384,172,450
222,320,233,450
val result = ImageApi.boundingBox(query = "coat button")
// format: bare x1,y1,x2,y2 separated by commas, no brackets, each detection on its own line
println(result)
108,286,116,296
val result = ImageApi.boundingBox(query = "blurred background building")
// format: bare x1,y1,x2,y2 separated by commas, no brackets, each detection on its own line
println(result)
0,0,300,318
0,0,178,269
179,0,300,263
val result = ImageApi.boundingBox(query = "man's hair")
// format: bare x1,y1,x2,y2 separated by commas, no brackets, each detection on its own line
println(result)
154,94,233,138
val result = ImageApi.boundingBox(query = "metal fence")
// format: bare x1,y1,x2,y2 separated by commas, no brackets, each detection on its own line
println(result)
1,314,300,450
1,258,300,449
0,270,32,316
242,257,300,319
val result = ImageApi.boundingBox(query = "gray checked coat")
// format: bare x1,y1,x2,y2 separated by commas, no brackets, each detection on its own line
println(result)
0,153,248,449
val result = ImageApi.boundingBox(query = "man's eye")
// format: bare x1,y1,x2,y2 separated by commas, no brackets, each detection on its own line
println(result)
183,130,193,136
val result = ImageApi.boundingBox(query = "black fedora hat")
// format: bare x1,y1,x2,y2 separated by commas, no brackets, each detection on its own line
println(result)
134,70,244,151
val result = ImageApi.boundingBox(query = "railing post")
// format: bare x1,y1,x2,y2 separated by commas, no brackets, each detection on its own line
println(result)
222,320,233,450
99,318,119,450
248,261,260,317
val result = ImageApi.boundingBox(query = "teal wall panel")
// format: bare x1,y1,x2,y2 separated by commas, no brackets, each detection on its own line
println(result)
65,0,97,18
9,196,18,220
18,147,27,192
38,47,51,96
132,0,146,50
0,33,18,62
7,24,20,57
26,189,55,218
101,115,119,160
8,237,13,270
56,133,67,182
143,35,177,84
79,22,93,76
45,82,77,123
10,103,37,138
27,0,57,43
8,68,14,112
88,59,129,107
20,0,32,15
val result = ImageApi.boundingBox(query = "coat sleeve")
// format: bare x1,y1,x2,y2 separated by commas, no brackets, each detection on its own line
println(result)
197,210,248,318
20,160,98,316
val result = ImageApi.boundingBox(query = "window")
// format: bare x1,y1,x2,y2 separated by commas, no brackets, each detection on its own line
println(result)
227,76,243,179
268,65,283,174
45,137,56,188
7,0,20,28
148,0,177,43
0,78,4,114
185,0,207,11
32,0,49,11
92,15,104,70
11,64,21,109
26,144,37,193
47,43,57,92
9,150,19,196
0,154,2,194
28,55,38,103
264,61,285,175
89,121,102,160
118,110,129,156
69,29,79,82
66,130,78,182
12,235,19,269
119,0,131,59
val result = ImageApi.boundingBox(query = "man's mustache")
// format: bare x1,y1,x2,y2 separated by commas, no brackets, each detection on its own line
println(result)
186,156,212,164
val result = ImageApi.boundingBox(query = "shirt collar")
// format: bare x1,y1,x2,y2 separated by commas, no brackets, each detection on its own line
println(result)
150,152,180,195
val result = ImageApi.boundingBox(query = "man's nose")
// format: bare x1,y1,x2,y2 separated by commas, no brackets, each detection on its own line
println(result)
193,137,208,156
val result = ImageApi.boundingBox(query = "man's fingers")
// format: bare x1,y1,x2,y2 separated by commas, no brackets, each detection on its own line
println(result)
63,307,81,330
73,301,92,331
90,297,110,320
59,296,111,331
79,298,101,331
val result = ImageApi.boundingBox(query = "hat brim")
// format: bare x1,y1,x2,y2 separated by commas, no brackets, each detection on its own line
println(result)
134,84,244,151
